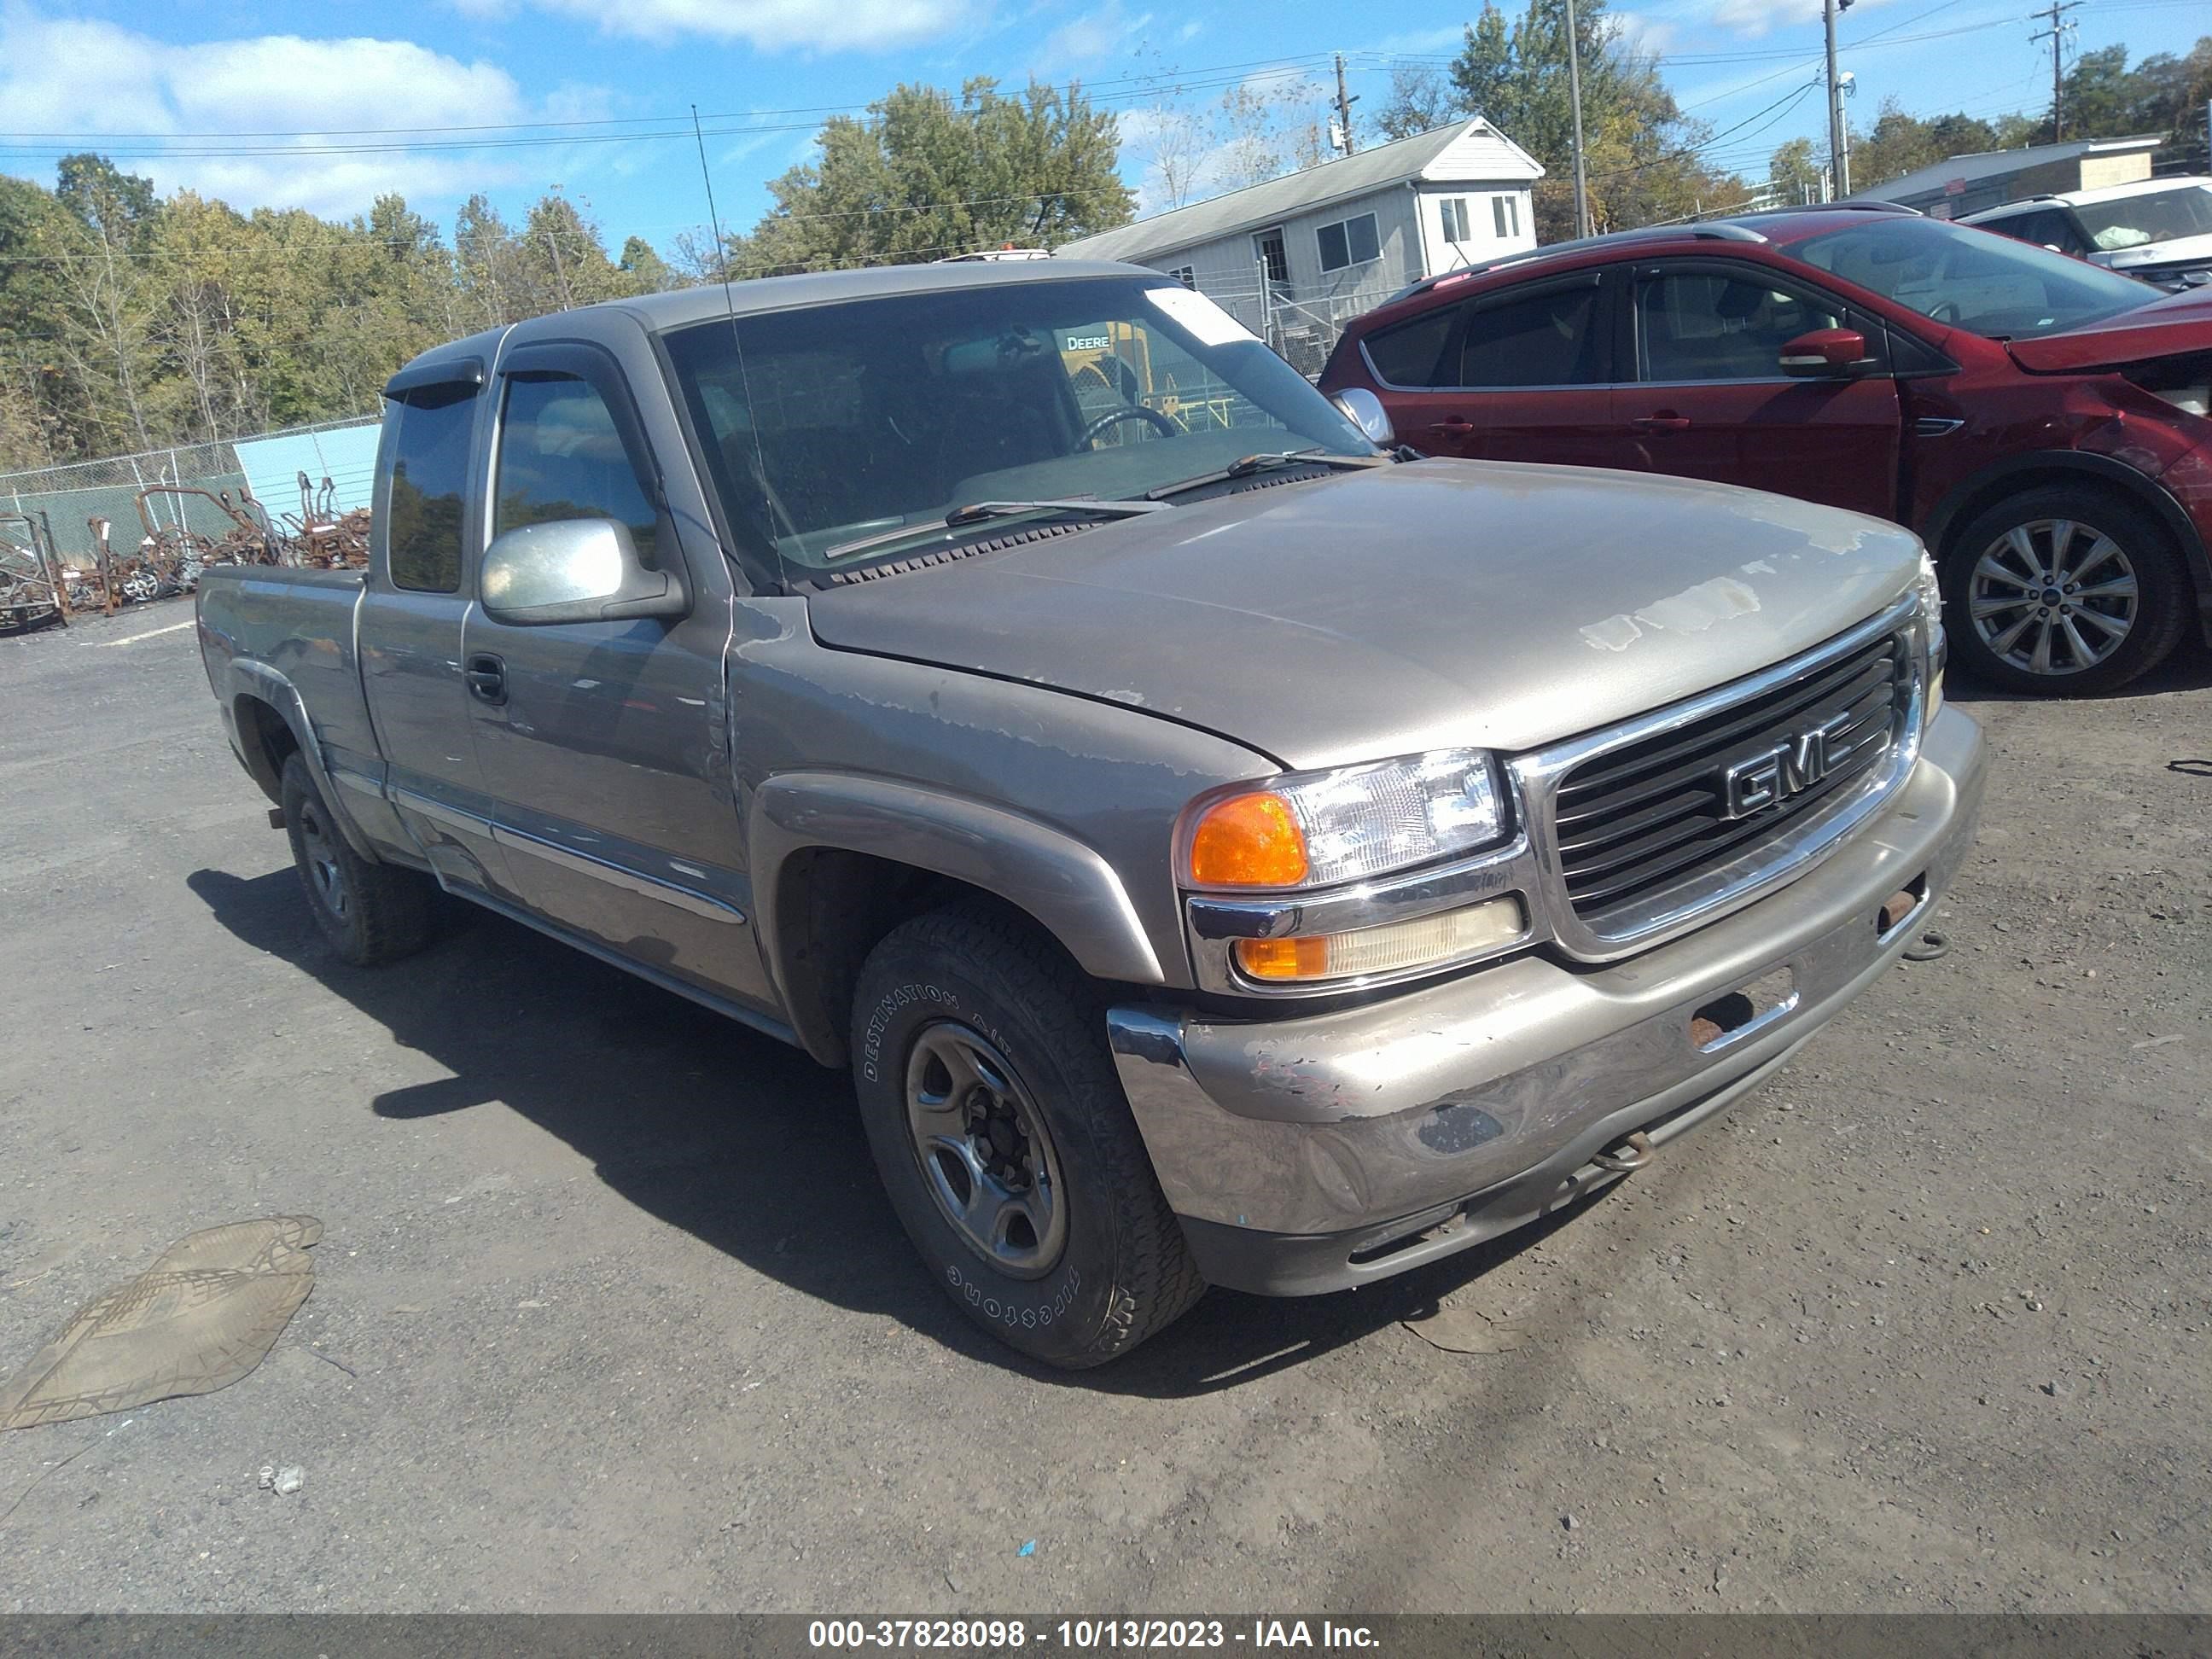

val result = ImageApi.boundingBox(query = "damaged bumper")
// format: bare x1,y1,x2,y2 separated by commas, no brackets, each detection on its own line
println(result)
1108,704,1987,1296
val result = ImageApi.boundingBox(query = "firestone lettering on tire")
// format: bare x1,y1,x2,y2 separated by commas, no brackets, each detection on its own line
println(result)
946,1260,1081,1327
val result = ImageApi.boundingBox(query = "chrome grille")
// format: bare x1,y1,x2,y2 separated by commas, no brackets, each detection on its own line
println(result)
1551,629,1908,928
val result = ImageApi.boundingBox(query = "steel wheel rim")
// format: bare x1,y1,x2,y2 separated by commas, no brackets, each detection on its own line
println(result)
903,1022,1068,1279
1967,517,2138,677
295,801,349,920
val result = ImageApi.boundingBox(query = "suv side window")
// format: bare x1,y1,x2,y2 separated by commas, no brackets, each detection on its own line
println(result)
1636,267,1845,383
1454,277,1605,387
386,384,477,593
1362,307,1457,387
492,373,661,568
2005,208,2087,256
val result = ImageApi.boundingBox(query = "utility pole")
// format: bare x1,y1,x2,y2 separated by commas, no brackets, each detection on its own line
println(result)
2031,0,2082,140
1564,0,1592,236
1824,0,1854,198
1332,53,1359,155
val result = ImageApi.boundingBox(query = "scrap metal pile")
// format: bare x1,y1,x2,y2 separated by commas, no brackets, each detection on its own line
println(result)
8,474,375,627
0,512,68,632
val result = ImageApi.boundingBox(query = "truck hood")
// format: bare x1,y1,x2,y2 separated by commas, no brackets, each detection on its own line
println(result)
806,461,1925,771
2004,284,2212,373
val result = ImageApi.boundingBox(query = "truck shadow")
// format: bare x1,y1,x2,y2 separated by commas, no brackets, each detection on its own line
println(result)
187,864,1573,1397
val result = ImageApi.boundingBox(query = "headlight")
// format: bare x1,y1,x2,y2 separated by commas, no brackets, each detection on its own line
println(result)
1914,550,1947,715
1182,749,1507,890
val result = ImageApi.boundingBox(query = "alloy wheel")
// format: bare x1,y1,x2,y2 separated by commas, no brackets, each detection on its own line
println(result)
1967,517,2138,678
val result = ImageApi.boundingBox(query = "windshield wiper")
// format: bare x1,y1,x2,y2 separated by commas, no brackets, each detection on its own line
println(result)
1144,448,1387,501
823,498,1172,562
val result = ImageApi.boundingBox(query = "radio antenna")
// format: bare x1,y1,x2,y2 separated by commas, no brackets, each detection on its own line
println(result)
691,104,736,299
689,104,793,557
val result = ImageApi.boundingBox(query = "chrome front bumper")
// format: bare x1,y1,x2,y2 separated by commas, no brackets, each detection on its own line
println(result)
1107,704,1987,1296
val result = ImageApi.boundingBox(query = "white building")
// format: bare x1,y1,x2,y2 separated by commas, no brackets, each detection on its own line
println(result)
1057,118,1543,372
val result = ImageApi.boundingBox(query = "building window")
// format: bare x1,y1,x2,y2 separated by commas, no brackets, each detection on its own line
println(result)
1439,198,1472,245
1493,195,1521,238
1316,212,1381,273
1168,265,1196,289
1254,229,1289,285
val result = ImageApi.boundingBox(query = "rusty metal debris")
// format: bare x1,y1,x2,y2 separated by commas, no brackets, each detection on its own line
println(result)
282,471,372,569
0,511,69,632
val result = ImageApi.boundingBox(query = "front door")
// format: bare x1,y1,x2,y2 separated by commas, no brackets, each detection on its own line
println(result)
461,342,771,1009
1615,260,1903,521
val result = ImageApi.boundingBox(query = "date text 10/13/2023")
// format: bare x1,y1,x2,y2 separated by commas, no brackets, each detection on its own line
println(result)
807,1622,1382,1650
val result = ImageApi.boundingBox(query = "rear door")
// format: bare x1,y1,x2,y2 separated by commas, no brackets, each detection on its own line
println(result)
357,370,513,899
459,340,771,1009
1361,271,1621,469
1615,259,1903,519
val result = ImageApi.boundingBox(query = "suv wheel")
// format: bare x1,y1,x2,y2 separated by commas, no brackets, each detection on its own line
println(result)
1944,487,2189,696
849,906,1204,1368
280,752,438,966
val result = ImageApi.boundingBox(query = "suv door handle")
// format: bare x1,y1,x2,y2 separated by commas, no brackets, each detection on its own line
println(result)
1425,417,1476,435
1633,413,1692,434
465,653,507,706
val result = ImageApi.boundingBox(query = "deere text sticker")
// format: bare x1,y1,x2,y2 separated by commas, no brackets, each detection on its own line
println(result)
1144,285,1259,347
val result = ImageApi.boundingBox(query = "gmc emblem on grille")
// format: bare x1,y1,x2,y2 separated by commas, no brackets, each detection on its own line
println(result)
1720,713,1854,819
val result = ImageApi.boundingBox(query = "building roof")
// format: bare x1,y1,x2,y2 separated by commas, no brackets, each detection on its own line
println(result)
1845,134,2164,206
1055,119,1545,265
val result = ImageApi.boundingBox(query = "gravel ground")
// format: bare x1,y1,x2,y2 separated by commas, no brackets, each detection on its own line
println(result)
1,602,2207,1614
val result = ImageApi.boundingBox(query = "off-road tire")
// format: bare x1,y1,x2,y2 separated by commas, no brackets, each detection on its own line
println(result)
1943,486,2191,696
850,905,1205,1368
279,752,436,967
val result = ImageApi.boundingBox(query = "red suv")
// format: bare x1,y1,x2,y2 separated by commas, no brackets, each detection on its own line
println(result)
1319,205,2212,694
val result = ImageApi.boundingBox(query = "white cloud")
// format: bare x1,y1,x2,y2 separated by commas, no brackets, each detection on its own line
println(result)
498,0,980,52
1039,2,1155,67
1610,11,1680,55
1707,0,1897,38
0,9,602,218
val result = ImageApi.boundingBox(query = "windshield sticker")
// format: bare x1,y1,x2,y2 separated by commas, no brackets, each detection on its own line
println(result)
1144,286,1260,347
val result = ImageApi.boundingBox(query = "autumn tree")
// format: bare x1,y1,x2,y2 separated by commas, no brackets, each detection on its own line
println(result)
727,79,1133,274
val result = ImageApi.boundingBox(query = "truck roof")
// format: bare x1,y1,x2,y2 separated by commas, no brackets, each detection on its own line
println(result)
386,258,1162,396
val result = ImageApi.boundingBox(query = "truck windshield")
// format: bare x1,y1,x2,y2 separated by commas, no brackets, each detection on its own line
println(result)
660,275,1374,583
1790,216,2156,338
2073,184,2212,252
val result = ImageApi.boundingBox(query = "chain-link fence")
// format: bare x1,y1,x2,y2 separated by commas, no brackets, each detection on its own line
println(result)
0,414,380,567
1198,273,1400,380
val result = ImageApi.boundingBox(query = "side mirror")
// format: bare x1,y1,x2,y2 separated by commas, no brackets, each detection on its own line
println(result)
1778,328,1872,379
479,517,688,626
1330,387,1395,447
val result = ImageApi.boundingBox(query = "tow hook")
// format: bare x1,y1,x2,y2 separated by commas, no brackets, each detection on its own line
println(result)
1592,1131,1656,1174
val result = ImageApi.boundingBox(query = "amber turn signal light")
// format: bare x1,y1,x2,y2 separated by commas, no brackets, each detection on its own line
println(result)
1187,791,1310,888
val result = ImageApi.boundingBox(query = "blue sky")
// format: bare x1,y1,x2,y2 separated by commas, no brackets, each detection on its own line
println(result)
0,0,2202,253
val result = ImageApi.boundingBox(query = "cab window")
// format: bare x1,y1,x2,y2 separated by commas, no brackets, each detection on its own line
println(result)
385,384,476,594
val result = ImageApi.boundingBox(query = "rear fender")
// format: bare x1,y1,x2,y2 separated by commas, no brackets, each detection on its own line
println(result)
225,660,381,863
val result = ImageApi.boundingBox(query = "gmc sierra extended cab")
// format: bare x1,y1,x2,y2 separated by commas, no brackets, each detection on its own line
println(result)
197,259,1985,1366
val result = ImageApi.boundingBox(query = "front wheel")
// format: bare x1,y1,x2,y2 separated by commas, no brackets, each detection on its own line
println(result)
1943,488,2191,696
849,907,1204,1368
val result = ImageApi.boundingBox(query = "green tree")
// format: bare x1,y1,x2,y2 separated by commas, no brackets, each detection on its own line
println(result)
728,78,1133,275
1766,137,1825,207
1446,0,1743,236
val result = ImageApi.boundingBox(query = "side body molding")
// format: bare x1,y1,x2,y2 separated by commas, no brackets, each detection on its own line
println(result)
227,660,381,862
749,771,1168,1004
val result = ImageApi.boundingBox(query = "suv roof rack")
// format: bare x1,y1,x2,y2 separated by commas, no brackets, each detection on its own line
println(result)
1382,220,1772,305
1728,201,1921,218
